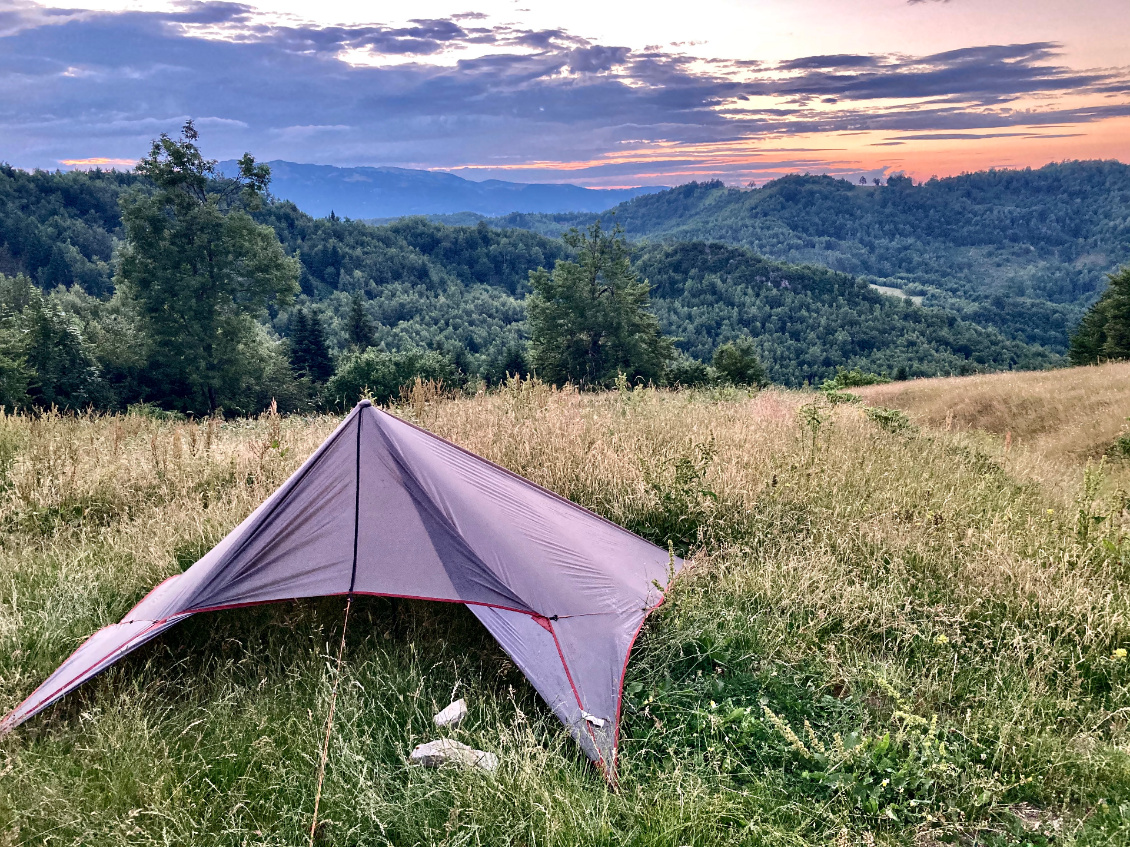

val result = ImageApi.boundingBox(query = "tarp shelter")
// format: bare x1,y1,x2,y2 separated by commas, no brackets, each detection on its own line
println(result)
1,400,681,773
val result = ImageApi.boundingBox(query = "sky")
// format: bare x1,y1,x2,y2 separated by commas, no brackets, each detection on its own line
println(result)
1,0,1128,187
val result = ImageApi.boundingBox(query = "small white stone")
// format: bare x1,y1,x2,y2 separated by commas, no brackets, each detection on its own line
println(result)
409,739,498,773
433,698,468,728
582,711,606,728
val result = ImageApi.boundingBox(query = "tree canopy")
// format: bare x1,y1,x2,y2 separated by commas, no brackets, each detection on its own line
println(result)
0,156,1084,414
527,222,673,387
115,122,299,414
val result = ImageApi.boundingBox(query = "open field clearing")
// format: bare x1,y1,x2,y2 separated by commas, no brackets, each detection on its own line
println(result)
2,379,1130,845
858,362,1130,501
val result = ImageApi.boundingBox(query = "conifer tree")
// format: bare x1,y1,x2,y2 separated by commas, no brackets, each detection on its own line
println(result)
289,308,334,383
345,294,376,352
527,221,672,387
1069,266,1130,365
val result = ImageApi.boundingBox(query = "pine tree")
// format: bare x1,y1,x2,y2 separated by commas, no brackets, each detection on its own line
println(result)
527,221,673,388
345,294,376,352
1069,265,1130,365
289,308,335,383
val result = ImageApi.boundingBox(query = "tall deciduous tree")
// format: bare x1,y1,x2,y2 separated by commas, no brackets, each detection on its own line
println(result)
115,121,299,414
1069,265,1130,365
526,221,672,387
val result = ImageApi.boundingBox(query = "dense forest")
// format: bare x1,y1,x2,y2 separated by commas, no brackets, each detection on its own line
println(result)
0,160,1068,412
485,161,1130,351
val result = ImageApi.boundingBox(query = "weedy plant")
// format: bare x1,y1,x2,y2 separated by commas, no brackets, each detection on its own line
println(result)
2,378,1130,845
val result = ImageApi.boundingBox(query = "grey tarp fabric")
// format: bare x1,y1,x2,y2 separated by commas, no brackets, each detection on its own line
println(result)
1,401,681,773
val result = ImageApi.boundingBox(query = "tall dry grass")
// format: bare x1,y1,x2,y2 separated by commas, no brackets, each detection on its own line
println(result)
0,380,1129,845
858,362,1130,500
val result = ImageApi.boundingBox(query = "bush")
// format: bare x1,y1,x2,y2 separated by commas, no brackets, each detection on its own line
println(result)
325,347,458,409
864,406,914,434
712,337,768,388
821,367,891,391
665,353,715,388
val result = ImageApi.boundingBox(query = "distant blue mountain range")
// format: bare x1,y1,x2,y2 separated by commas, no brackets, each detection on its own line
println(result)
219,160,664,219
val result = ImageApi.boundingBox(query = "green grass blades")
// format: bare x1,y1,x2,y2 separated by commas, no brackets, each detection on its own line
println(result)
3,378,1130,845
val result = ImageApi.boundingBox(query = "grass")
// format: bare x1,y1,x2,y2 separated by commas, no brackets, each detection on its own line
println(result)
858,361,1130,501
2,372,1130,845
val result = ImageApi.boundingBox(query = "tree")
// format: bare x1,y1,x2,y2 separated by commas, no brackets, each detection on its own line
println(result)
665,352,714,388
0,277,31,409
1069,265,1130,365
527,221,673,387
345,294,376,351
0,273,104,410
480,342,530,385
115,121,299,414
712,337,768,387
289,308,334,383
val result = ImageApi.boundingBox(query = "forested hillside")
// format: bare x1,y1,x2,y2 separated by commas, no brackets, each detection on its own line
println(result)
0,164,1059,410
491,161,1130,350
638,242,1051,384
0,164,136,296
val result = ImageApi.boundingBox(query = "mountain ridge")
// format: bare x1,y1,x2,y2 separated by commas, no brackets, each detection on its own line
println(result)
217,160,666,219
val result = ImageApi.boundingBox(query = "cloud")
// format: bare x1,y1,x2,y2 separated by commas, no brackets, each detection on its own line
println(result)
778,55,880,70
59,157,136,167
765,43,1110,104
0,1,1126,182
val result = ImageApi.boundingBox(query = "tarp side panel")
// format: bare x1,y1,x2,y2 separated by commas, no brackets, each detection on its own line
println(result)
170,411,361,612
352,411,527,611
0,615,189,733
373,409,679,618
545,613,641,765
468,605,601,763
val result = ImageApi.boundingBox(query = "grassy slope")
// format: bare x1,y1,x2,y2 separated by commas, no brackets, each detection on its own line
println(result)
858,362,1130,501
2,375,1130,845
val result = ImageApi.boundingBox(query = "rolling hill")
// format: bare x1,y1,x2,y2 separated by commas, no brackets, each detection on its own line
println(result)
1,164,1059,394
484,160,1130,351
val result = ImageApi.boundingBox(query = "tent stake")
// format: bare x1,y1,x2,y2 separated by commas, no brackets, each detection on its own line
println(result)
308,594,352,847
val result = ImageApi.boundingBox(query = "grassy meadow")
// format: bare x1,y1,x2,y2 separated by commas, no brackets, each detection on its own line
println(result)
2,371,1130,845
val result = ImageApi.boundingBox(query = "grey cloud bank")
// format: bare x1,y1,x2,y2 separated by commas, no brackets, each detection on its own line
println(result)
1,1,1127,183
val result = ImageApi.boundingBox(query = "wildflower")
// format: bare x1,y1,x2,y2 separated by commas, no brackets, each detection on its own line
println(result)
934,634,949,645
1047,508,1055,515
1113,648,1127,661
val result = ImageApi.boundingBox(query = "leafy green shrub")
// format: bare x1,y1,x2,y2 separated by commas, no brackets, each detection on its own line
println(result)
822,390,860,405
712,337,768,388
630,439,718,554
665,353,715,388
864,406,914,434
324,347,458,409
126,402,187,421
821,367,891,392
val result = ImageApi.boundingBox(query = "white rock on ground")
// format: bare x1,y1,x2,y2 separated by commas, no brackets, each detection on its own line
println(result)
409,739,499,773
433,698,468,728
